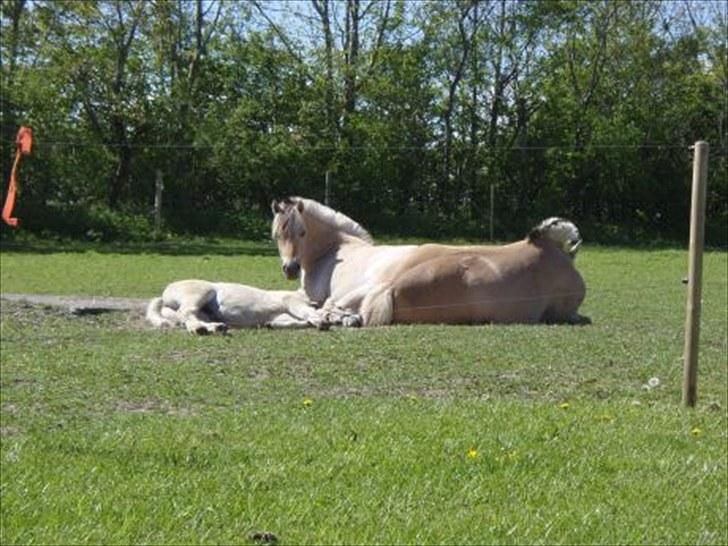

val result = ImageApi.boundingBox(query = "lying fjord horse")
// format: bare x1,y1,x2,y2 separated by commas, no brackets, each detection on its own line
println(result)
146,280,333,334
271,197,587,326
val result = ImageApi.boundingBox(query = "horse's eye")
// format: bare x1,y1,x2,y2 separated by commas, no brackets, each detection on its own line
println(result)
299,230,306,238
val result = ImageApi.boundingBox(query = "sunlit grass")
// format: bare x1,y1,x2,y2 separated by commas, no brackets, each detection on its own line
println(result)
1,240,726,544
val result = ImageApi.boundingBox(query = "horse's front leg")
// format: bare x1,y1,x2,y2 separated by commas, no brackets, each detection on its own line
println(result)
320,285,374,328
320,304,363,328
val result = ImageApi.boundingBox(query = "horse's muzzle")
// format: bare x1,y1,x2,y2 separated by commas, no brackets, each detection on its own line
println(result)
282,260,301,280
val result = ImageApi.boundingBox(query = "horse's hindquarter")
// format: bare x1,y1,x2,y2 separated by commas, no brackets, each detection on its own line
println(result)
391,242,579,324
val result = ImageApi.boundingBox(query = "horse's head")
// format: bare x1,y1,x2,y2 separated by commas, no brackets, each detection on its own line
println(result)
271,198,307,280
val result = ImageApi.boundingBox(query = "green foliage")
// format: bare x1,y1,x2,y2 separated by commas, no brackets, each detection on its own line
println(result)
1,1,725,244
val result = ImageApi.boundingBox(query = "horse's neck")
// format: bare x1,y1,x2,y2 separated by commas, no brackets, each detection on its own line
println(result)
299,216,353,303
299,216,342,272
300,245,338,303
298,211,372,303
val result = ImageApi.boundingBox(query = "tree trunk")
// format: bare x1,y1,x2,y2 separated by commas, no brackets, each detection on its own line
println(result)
488,0,507,151
2,1,26,184
440,2,475,215
343,0,360,134
110,145,132,207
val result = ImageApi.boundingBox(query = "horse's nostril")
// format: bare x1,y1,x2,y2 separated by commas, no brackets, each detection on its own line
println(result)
282,261,300,279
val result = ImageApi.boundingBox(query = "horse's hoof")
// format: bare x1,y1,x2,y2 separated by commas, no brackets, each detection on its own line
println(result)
342,314,363,328
317,320,331,331
214,323,229,334
193,325,211,335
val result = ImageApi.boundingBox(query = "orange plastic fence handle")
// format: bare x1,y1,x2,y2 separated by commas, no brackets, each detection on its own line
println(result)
2,126,33,228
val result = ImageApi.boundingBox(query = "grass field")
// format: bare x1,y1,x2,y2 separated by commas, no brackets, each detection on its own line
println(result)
1,236,727,545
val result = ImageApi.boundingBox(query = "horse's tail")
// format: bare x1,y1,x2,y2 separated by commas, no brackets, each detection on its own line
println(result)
528,217,582,257
360,283,394,326
146,297,171,328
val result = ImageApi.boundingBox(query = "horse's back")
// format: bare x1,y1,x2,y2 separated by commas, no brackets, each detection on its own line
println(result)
390,241,584,324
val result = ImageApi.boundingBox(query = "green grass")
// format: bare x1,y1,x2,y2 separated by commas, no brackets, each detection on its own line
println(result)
1,238,726,545
0,237,286,296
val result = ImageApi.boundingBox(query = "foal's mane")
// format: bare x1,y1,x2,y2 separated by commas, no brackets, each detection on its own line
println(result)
293,197,373,243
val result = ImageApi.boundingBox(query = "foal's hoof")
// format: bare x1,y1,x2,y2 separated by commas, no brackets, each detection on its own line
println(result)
316,320,331,331
213,323,229,334
193,325,211,335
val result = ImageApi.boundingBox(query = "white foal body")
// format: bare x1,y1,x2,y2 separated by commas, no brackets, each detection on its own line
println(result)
146,280,329,334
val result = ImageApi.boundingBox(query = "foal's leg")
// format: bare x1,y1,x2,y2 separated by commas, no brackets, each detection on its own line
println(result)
168,284,227,335
283,298,336,330
181,308,228,335
265,313,314,329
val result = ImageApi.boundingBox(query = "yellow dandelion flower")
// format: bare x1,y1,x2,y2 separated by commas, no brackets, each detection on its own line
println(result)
467,447,479,459
559,402,570,410
303,398,313,407
690,426,702,437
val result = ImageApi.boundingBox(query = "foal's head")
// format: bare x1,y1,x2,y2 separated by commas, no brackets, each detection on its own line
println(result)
271,198,307,280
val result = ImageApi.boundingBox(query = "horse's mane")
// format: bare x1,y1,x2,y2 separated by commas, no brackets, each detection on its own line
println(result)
527,217,582,256
292,197,373,243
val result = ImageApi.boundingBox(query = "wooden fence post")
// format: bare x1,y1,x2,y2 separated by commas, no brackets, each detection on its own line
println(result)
489,183,495,241
682,141,709,407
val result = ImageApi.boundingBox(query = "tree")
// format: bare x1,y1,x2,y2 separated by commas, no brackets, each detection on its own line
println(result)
1,0,724,243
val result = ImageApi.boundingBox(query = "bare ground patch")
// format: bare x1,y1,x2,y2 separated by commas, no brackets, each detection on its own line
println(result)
1,296,149,331
1,293,147,312
114,398,196,417
0,426,22,437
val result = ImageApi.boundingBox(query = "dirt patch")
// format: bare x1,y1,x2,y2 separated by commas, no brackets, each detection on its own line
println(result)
115,399,162,413
0,426,21,437
1,403,19,414
114,399,196,417
1,295,150,331
1,293,147,313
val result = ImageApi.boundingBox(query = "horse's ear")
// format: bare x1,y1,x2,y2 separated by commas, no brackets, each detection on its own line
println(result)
296,200,304,213
271,200,282,214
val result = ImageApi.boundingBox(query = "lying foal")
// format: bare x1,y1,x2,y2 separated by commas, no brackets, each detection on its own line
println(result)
146,280,347,334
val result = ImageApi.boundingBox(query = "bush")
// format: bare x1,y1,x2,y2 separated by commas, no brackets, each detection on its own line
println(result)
2,201,157,242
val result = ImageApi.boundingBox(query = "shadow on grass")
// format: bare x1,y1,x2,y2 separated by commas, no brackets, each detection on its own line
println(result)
1,233,716,257
0,238,279,257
